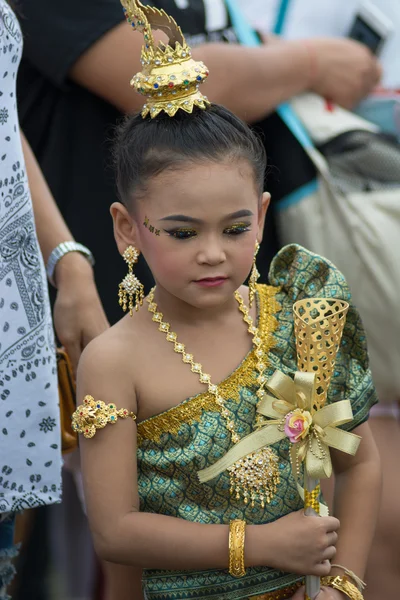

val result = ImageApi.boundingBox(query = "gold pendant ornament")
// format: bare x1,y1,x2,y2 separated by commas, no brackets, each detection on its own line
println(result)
119,246,144,316
228,447,279,508
146,287,280,507
248,241,260,308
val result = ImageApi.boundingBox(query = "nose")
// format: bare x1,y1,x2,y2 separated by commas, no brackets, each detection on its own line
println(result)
197,236,226,266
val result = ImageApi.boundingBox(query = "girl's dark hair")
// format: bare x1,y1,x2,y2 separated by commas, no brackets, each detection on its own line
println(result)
114,104,266,207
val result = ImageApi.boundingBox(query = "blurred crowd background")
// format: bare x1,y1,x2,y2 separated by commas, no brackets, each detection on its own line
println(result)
2,0,400,599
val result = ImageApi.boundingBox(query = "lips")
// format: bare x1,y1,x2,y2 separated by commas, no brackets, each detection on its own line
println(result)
195,277,227,283
194,276,228,288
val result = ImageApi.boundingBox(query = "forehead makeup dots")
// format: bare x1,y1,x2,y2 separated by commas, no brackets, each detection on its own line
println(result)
143,216,160,236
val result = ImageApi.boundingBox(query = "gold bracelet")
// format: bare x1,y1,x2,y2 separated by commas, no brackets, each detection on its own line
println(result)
330,564,366,591
72,395,136,439
229,519,246,578
321,575,364,600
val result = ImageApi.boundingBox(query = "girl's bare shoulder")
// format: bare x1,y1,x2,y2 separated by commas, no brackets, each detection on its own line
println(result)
76,312,151,412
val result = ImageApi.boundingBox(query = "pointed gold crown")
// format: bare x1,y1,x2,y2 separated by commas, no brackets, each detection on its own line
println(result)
293,298,349,411
121,0,210,118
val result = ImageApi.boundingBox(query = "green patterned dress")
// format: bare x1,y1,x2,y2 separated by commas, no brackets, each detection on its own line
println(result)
136,245,377,600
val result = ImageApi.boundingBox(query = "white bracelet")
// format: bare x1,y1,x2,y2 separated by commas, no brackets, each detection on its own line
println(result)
46,241,95,287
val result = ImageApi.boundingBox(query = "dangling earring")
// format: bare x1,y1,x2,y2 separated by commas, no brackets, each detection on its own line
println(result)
249,241,260,308
118,246,144,316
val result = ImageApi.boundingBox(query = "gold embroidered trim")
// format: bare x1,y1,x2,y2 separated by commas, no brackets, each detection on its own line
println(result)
137,284,281,445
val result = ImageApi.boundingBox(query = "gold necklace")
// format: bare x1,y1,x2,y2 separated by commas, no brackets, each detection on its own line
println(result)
146,287,280,508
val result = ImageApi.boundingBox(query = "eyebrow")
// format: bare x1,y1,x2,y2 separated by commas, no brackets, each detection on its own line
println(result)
160,210,254,224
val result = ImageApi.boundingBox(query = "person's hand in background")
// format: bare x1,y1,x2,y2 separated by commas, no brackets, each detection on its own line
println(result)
53,252,109,373
308,37,382,108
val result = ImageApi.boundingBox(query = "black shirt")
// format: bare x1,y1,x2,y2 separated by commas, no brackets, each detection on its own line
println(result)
17,0,314,324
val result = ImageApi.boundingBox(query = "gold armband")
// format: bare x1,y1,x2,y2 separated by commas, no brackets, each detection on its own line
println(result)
72,395,136,439
321,575,364,600
229,519,246,578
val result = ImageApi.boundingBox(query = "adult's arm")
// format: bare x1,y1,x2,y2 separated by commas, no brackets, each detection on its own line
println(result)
69,21,381,121
21,132,109,368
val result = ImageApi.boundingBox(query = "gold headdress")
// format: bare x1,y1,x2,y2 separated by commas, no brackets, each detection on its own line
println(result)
121,0,210,118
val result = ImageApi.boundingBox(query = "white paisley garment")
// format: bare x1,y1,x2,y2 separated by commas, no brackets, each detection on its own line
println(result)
0,0,61,513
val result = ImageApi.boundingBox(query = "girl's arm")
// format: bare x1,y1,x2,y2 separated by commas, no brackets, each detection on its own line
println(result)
292,422,381,600
330,422,381,578
78,335,339,572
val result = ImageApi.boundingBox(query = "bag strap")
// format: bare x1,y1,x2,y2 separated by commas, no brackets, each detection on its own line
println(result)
224,0,315,152
273,0,292,35
224,0,260,46
224,0,334,187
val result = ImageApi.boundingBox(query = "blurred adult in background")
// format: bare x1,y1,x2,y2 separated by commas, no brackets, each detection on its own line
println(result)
16,1,381,598
0,1,108,599
238,0,400,89
17,0,381,325
238,1,400,598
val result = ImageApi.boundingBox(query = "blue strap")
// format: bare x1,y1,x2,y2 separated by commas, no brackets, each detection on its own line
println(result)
276,105,314,149
224,0,314,150
224,0,260,46
273,0,292,35
275,178,319,211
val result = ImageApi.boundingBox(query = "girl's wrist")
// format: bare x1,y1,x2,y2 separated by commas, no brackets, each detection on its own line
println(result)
243,524,258,567
244,523,272,568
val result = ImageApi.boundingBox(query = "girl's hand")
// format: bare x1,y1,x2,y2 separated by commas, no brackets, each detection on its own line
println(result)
251,510,339,576
291,586,346,599
53,253,109,374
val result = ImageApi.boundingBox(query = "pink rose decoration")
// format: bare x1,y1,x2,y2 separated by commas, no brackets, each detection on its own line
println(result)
284,408,312,444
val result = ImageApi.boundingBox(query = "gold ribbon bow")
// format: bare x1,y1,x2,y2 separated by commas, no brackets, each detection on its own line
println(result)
198,370,361,486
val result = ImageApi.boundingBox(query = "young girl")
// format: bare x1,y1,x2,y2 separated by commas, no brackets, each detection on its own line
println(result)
73,2,380,599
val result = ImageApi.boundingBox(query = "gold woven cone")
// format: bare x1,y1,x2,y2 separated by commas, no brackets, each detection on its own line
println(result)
293,298,349,411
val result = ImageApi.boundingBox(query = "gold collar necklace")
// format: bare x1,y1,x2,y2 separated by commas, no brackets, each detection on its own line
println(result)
146,287,280,507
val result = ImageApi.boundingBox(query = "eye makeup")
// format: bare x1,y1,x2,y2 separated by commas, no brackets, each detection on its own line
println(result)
164,221,252,240
164,227,197,240
224,222,252,235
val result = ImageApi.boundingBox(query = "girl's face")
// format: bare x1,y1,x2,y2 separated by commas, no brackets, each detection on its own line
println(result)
112,159,269,310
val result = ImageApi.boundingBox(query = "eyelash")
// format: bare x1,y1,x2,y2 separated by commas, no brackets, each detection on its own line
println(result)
165,223,252,240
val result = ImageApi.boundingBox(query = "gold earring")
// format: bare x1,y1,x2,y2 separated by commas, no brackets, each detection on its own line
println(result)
118,246,144,316
249,241,260,308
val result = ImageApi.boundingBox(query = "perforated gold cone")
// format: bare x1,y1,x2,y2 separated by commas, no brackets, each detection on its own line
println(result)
293,298,349,411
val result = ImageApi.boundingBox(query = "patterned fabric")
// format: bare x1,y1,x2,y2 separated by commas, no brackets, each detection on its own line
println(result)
136,245,378,600
0,1,61,512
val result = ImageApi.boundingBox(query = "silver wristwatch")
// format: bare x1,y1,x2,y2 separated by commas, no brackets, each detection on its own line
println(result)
46,241,95,287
